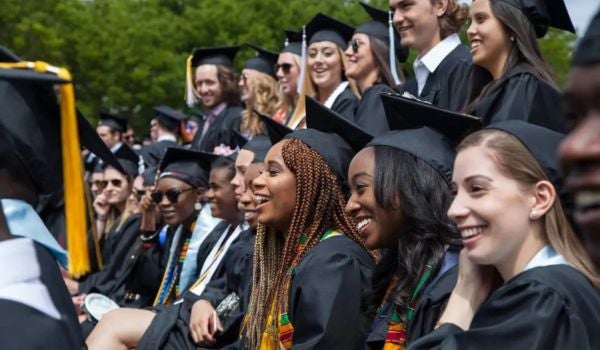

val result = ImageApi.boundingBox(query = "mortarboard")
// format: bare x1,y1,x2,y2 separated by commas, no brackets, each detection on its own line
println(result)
356,2,409,63
498,0,574,38
158,147,217,188
154,105,187,131
306,13,355,50
382,93,483,143
571,8,600,66
98,112,128,133
233,130,272,163
191,46,241,68
112,144,141,177
244,43,280,78
281,29,302,56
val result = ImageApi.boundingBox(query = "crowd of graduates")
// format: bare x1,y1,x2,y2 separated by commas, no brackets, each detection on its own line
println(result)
3,0,600,349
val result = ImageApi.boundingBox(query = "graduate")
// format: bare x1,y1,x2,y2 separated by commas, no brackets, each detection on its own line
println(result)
188,46,243,153
241,102,374,349
391,0,471,111
410,121,600,349
238,43,282,138
142,105,186,168
274,30,303,128
135,135,272,349
343,94,482,349
346,2,408,135
463,0,574,132
301,13,359,121
559,8,600,269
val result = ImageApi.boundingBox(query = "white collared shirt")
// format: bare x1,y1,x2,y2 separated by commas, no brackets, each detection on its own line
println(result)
524,245,570,271
110,142,123,153
157,134,177,143
413,33,462,95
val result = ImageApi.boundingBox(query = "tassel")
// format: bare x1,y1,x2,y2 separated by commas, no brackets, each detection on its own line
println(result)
388,11,402,86
185,55,200,107
297,26,307,95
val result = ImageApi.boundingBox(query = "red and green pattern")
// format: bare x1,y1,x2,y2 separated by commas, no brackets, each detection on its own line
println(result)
278,312,294,349
383,309,407,350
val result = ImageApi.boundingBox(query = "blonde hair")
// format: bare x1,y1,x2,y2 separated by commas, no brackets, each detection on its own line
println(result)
434,0,469,39
241,70,283,136
278,54,301,123
458,130,600,290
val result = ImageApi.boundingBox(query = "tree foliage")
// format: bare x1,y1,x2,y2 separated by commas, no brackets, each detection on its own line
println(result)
0,0,576,133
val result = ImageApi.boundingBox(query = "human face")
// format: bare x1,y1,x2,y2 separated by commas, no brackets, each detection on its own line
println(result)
96,125,120,149
130,175,146,209
448,146,536,268
345,33,378,88
238,68,255,103
346,148,405,249
239,162,264,229
467,0,512,79
560,64,600,266
308,41,343,93
91,172,105,198
276,52,300,96
253,141,297,232
390,0,445,55
206,167,239,222
231,149,255,201
154,178,200,226
195,64,223,108
149,119,159,142
103,167,131,206
123,128,135,147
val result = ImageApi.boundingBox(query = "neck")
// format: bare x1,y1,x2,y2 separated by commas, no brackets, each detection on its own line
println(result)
358,70,379,91
417,33,442,58
157,129,175,139
115,202,126,214
225,212,244,229
487,50,511,80
290,92,299,106
496,226,547,280
317,79,342,103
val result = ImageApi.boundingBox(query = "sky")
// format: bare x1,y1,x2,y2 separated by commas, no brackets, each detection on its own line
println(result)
459,0,598,36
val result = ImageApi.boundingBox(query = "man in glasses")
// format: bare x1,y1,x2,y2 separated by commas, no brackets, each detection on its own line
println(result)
188,46,243,153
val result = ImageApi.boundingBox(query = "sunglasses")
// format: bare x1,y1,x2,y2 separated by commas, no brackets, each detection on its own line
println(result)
93,179,123,190
133,189,146,201
151,187,195,204
350,39,363,54
274,63,293,74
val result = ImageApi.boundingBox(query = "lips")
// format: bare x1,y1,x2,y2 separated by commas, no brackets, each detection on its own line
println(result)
460,226,486,239
244,209,257,221
356,217,373,234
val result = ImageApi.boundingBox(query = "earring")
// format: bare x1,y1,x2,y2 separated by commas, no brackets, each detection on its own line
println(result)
510,36,515,42
530,211,539,220
194,201,202,211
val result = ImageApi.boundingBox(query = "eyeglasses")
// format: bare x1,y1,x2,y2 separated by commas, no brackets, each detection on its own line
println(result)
151,187,195,204
133,189,146,201
274,63,293,75
350,39,364,54
93,179,123,190
241,73,249,85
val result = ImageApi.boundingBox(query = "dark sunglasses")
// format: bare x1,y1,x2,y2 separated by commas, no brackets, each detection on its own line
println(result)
274,63,293,74
93,179,122,190
350,39,363,54
151,187,195,204
133,189,146,201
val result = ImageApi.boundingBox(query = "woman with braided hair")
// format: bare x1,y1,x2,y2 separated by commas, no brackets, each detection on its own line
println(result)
245,113,375,349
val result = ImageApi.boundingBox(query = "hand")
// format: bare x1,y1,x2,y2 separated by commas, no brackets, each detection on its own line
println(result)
64,276,80,296
140,191,155,212
189,300,223,345
72,294,86,314
93,192,110,218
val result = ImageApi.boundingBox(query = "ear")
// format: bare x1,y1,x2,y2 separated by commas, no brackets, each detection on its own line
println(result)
195,187,205,202
435,0,449,17
529,180,556,220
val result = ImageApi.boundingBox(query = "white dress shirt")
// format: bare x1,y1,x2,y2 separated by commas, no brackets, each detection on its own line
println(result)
413,33,462,95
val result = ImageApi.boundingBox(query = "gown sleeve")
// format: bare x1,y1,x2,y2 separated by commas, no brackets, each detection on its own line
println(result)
289,239,373,349
408,278,593,350
331,88,358,121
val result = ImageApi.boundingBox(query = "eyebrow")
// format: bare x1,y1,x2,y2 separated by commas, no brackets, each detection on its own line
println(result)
350,171,373,182
463,175,493,183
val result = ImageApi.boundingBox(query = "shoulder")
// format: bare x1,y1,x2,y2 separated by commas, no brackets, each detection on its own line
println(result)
338,86,358,100
296,234,373,273
364,84,393,96
439,45,472,68
223,105,243,116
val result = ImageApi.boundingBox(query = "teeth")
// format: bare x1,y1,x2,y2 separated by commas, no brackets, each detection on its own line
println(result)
461,226,484,239
254,195,270,204
575,190,600,210
244,212,255,220
356,218,372,231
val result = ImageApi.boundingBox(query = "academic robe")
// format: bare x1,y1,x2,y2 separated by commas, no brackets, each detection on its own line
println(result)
142,139,179,168
287,234,374,349
409,265,600,349
330,86,359,121
192,106,242,153
135,229,256,350
354,84,395,136
467,65,567,133
401,45,471,112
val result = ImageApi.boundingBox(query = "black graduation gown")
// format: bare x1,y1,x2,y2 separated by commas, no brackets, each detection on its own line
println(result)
354,84,395,136
467,65,567,133
330,86,359,121
142,139,179,168
409,265,600,349
192,106,242,153
287,234,374,349
401,45,471,112
135,229,256,350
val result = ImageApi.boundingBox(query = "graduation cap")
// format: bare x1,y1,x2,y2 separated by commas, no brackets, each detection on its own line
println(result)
306,13,355,50
244,43,279,78
233,131,272,163
356,2,408,63
571,8,600,66
382,93,483,143
98,112,128,133
154,105,187,131
112,144,141,177
281,29,302,56
259,107,356,185
0,48,126,276
191,45,241,68
499,0,574,38
158,147,217,188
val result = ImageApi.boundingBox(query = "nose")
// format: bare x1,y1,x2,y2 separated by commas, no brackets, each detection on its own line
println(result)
392,8,403,29
205,188,215,201
239,189,252,206
559,116,600,170
344,44,353,58
252,171,266,190
466,20,477,40
345,194,360,217
447,192,469,225
276,65,285,79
